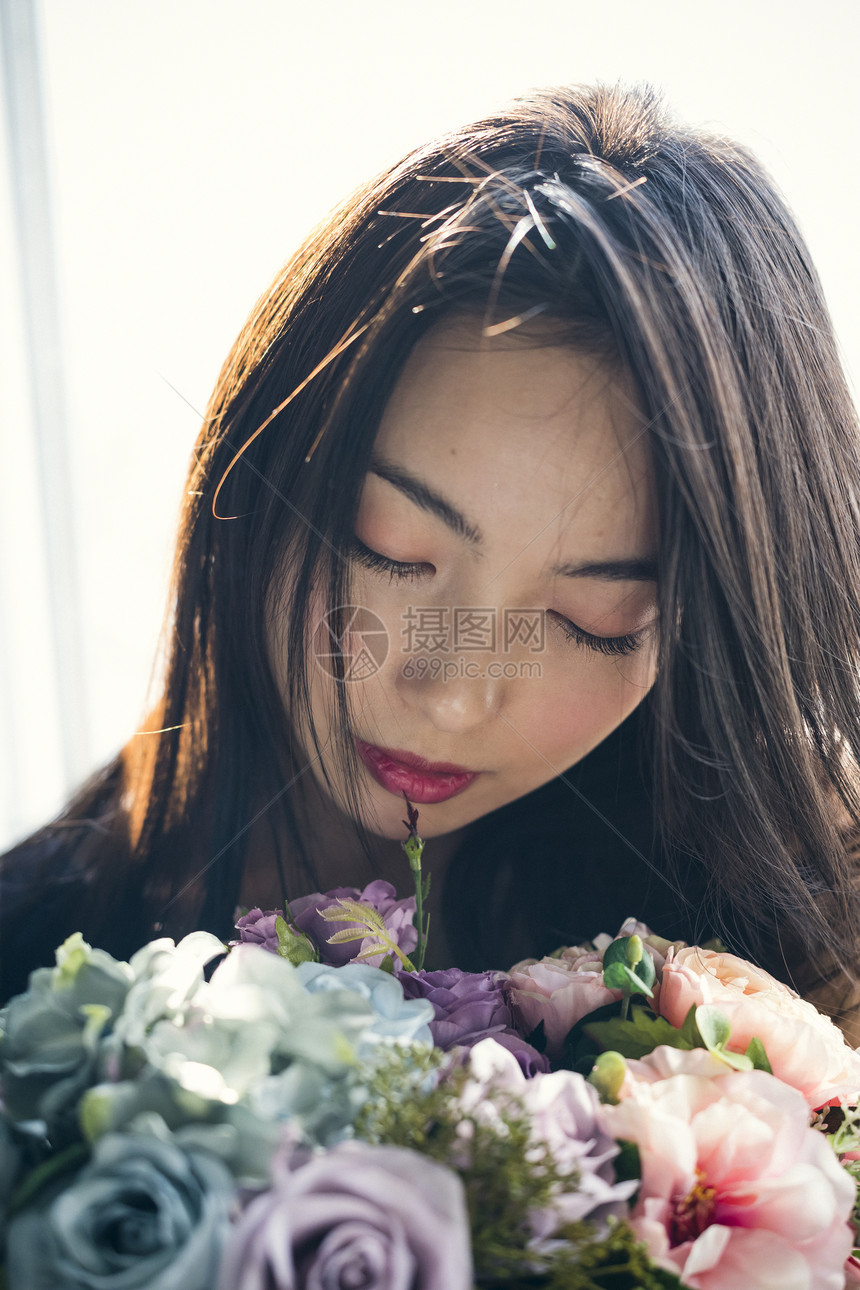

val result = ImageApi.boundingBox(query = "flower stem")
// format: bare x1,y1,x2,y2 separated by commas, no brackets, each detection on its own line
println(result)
401,793,428,970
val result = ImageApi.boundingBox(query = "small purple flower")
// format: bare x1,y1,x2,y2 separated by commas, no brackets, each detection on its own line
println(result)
522,1070,636,1232
233,908,283,954
217,1141,472,1290
290,881,417,968
399,968,549,1075
461,1039,636,1242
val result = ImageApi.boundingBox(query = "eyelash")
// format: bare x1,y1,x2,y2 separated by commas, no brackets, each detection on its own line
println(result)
349,537,428,583
349,537,647,658
548,612,645,658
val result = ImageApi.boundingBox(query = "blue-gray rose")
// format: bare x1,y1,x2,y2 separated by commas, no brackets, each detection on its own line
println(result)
5,1131,236,1290
0,934,133,1142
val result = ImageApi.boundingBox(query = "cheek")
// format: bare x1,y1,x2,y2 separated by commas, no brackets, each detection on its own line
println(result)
514,649,657,763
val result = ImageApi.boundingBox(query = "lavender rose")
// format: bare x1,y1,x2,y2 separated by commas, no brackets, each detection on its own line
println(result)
217,1141,472,1290
290,881,418,968
233,908,282,954
399,968,549,1075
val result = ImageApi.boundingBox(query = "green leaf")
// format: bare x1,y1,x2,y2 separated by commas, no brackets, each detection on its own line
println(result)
325,927,375,945
274,915,318,965
602,961,654,998
745,1035,773,1074
354,945,391,963
583,1006,695,1059
318,900,387,933
633,948,656,990
695,1005,731,1052
679,1003,702,1048
602,937,634,970
602,935,656,994
714,1048,754,1072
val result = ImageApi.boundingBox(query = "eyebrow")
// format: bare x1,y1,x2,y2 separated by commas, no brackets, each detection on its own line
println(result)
370,456,484,545
369,456,658,583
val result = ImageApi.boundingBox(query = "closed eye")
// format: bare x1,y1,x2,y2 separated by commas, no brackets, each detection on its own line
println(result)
349,537,432,582
549,610,652,657
351,537,653,658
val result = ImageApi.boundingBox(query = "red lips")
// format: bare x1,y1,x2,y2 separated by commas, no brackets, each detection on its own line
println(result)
354,739,480,805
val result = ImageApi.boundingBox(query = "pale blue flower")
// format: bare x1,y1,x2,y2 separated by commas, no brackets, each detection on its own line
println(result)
78,948,428,1161
296,961,434,1054
0,931,227,1151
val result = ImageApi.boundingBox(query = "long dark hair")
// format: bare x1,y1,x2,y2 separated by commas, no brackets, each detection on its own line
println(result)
7,82,860,1001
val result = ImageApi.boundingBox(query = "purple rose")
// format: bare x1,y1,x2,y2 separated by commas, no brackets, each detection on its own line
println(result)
399,968,511,1046
399,968,549,1075
290,881,417,968
233,908,283,954
217,1142,472,1290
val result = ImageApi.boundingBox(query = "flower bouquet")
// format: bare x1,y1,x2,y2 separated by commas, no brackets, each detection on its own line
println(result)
2,798,860,1289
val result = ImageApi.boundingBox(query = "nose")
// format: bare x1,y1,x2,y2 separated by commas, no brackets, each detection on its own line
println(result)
394,651,504,735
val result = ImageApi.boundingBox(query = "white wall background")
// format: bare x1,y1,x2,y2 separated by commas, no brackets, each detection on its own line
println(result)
2,0,859,849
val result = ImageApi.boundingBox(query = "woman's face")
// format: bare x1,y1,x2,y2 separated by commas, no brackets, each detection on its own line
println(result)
280,315,660,839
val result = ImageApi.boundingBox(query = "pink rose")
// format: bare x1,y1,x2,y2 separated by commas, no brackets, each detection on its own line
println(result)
506,919,677,1057
507,946,622,1057
658,948,860,1108
601,1058,856,1289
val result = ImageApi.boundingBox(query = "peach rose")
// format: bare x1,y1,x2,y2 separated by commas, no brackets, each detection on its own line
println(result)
658,948,860,1109
601,1059,856,1289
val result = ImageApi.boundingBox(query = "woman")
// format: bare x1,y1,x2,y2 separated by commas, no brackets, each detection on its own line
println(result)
3,82,860,1034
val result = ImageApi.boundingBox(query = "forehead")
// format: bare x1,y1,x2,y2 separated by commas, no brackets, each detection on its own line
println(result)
371,316,657,557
